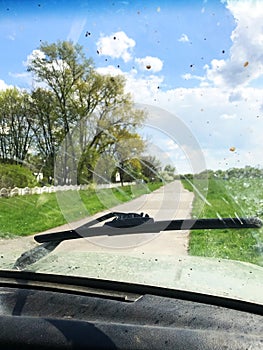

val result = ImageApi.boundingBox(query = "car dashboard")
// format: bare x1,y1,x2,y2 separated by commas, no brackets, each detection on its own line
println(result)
0,270,262,349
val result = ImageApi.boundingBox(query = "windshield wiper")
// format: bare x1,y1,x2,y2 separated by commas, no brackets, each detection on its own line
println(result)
13,212,262,270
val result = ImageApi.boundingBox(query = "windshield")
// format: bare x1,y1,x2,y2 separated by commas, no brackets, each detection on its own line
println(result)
0,0,262,304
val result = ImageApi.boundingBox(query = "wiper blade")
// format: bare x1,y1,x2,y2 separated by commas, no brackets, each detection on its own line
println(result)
35,216,262,243
13,241,61,270
13,213,262,270
13,212,146,270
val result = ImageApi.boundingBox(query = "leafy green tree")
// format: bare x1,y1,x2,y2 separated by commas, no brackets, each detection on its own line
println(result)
0,88,33,164
27,41,93,181
27,40,146,184
28,88,63,179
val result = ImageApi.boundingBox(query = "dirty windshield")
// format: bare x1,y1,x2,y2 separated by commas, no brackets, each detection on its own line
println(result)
0,0,262,304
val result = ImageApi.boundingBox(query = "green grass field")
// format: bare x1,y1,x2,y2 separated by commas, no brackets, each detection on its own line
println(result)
182,177,263,266
0,182,163,238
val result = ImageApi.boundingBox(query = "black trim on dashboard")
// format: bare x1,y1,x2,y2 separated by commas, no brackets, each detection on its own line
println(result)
0,269,262,316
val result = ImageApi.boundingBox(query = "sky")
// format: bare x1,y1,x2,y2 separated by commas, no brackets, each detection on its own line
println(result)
0,0,263,173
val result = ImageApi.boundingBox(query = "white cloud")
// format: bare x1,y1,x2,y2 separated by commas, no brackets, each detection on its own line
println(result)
0,79,12,90
166,139,179,150
125,72,164,99
204,59,228,86
178,34,189,43
24,49,45,67
182,73,205,82
96,31,135,62
96,64,163,100
96,65,124,76
12,49,64,88
204,0,263,88
96,64,262,172
124,77,263,170
135,56,163,72
94,2,263,172
25,49,70,73
220,113,237,120
3,50,46,88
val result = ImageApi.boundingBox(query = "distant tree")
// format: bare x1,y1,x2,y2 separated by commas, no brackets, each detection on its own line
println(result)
224,166,263,179
160,164,176,181
110,132,145,186
140,156,162,182
196,169,214,179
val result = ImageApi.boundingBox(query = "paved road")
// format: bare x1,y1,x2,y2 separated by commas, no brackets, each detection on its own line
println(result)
53,180,194,255
0,181,194,264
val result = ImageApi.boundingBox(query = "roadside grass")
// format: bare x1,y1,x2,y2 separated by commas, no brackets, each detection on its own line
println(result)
0,182,163,238
181,177,263,266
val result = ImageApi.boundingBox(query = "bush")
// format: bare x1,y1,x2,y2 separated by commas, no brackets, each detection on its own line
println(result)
0,163,37,188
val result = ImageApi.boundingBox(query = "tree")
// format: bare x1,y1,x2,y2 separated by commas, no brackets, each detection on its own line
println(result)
161,164,177,182
110,131,145,185
139,156,162,182
27,40,146,184
75,75,145,183
29,88,62,179
0,88,33,164
27,41,93,182
164,164,176,176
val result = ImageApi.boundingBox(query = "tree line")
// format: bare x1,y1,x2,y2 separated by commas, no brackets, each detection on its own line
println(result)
182,166,263,181
0,41,162,185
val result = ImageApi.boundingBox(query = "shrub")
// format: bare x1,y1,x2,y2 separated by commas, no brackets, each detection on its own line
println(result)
0,163,37,188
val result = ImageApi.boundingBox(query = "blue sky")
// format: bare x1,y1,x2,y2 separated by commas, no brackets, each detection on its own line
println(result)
0,0,263,173
0,0,234,88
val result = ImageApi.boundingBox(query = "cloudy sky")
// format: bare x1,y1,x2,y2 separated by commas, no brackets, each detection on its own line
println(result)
0,0,263,173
